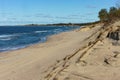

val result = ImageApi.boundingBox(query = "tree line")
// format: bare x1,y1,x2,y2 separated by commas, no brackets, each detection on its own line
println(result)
98,6,120,22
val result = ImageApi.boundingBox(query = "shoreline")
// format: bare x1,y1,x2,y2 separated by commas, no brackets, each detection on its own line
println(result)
0,23,109,80
0,26,80,53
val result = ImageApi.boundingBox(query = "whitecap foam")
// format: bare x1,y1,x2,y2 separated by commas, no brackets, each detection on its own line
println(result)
0,46,26,52
18,32,31,35
0,34,18,41
0,32,31,40
53,29,63,33
0,38,12,41
0,34,13,38
0,32,32,37
35,30,48,33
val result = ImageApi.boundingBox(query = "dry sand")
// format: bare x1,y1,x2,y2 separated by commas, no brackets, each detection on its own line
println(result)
0,21,120,80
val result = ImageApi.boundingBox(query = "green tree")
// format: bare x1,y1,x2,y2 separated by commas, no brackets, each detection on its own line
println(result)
98,9,108,22
98,4,120,23
115,0,120,18
116,8,120,18
109,7,118,20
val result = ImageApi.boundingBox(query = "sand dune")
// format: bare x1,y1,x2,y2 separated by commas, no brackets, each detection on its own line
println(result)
0,21,120,80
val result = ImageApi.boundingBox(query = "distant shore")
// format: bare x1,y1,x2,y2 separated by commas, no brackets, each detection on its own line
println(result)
0,21,100,27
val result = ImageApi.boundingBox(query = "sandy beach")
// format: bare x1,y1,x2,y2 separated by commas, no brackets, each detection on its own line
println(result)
0,21,120,80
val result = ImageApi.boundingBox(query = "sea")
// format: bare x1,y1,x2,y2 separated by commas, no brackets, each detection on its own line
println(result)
0,26,80,52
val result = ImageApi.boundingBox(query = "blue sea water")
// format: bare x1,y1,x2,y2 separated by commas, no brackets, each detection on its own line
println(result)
0,26,79,52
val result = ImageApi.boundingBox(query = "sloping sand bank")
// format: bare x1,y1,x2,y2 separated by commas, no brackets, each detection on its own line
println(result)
0,21,120,80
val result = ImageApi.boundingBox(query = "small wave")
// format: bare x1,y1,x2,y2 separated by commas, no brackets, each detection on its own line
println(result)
0,32,31,40
0,38,12,41
34,30,48,33
18,32,32,35
0,46,26,52
54,29,60,31
40,37,47,42
0,32,33,37
53,29,63,33
0,34,19,41
0,34,14,38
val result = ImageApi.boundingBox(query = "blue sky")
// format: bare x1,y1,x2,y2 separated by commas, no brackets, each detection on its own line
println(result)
0,0,118,25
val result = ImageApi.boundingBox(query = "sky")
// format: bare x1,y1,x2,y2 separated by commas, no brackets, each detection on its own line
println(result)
0,0,118,25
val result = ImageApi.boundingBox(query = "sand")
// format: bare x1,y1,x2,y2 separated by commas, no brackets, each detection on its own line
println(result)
0,21,120,80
